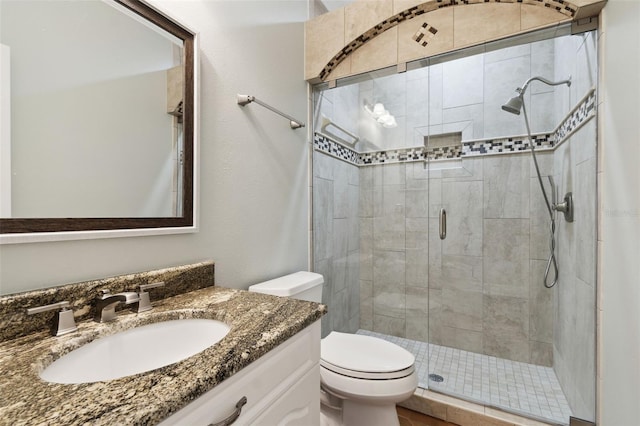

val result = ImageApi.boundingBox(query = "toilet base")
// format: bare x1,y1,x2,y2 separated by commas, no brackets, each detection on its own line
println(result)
320,403,342,426
345,399,400,426
319,362,417,426
320,395,400,426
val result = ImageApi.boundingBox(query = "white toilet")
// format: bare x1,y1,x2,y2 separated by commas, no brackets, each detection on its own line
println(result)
249,271,418,426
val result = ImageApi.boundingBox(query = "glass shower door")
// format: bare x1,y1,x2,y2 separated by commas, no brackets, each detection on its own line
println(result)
424,145,483,399
422,51,489,401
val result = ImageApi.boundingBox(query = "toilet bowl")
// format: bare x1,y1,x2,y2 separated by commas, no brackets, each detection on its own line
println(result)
320,331,418,426
249,272,418,426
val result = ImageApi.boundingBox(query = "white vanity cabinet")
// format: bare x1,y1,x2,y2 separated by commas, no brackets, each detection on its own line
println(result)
159,320,321,426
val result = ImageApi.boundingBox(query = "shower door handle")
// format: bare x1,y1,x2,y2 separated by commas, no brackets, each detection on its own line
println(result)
439,208,446,240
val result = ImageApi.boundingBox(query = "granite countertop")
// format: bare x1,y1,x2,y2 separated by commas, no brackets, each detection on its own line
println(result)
0,286,326,425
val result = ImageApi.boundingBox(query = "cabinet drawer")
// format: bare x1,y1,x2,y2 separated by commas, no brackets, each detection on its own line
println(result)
159,321,320,426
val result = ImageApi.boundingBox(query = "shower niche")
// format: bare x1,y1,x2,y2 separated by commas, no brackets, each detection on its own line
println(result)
312,27,597,425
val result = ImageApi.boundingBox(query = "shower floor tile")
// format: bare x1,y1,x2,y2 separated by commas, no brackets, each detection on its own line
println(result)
356,330,573,425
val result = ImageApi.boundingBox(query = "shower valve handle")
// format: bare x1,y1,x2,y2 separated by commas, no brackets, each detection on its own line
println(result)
554,193,574,223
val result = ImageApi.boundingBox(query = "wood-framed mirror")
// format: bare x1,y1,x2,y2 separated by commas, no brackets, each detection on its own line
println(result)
0,0,196,240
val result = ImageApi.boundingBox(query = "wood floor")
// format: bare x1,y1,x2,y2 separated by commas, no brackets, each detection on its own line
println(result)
397,406,458,426
396,406,457,426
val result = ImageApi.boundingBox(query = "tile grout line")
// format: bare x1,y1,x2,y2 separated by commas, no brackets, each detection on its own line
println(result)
357,329,572,424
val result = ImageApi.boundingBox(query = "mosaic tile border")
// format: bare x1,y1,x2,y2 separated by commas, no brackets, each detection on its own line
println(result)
314,88,595,167
315,132,554,166
553,88,597,145
462,133,554,157
361,146,427,165
313,132,360,165
319,0,577,81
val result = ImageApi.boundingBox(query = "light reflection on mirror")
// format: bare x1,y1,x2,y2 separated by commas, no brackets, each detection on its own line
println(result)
0,0,195,238
0,0,185,219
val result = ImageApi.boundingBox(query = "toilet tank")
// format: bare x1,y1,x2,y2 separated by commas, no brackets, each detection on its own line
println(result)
248,271,323,303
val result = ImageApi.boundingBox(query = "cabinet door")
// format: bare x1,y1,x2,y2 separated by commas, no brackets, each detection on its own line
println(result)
251,367,320,426
158,321,320,426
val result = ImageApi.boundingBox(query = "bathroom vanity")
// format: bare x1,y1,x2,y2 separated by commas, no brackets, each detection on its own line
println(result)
0,285,325,425
160,318,320,425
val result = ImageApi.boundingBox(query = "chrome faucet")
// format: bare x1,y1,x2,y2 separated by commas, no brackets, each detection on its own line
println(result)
94,290,140,322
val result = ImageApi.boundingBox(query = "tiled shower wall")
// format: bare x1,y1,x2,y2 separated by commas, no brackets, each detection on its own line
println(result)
551,32,598,421
313,152,360,337
312,31,597,418
354,38,557,152
359,154,555,366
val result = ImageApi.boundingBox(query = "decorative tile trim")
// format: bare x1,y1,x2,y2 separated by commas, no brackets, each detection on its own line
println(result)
315,133,554,166
462,134,554,157
553,88,597,145
318,0,577,81
413,22,439,47
361,146,427,165
319,4,429,81
313,133,360,166
428,144,463,161
314,88,595,167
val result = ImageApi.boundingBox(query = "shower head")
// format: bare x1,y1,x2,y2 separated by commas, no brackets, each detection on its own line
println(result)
501,76,571,116
501,93,524,115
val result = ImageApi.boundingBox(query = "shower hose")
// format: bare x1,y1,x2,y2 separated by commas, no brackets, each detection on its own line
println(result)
522,102,559,288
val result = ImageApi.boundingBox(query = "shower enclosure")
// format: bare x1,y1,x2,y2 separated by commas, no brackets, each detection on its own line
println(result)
312,26,597,425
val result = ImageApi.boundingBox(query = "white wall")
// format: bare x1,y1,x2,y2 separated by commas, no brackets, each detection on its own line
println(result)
599,0,640,424
0,44,10,217
0,0,310,294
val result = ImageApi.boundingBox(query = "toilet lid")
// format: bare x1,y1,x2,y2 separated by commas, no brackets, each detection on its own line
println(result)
321,332,415,379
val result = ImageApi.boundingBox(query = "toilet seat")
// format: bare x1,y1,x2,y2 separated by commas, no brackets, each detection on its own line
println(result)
320,332,415,380
321,360,414,380
320,363,418,403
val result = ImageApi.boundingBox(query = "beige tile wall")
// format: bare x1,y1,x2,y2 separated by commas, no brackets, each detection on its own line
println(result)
453,3,521,49
304,0,608,83
305,8,345,81
397,8,454,64
350,27,399,76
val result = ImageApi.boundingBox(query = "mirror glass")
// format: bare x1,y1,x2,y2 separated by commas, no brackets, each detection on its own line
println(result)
0,0,194,234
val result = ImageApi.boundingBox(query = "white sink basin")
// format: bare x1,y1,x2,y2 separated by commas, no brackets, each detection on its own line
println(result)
40,319,230,384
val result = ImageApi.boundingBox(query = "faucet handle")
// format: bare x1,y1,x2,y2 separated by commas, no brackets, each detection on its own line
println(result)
138,281,165,313
27,301,78,336
140,281,165,292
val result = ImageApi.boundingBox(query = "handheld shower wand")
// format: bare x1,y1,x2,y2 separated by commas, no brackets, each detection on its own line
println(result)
502,76,572,288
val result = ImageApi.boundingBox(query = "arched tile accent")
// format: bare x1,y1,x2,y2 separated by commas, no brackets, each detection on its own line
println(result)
317,0,578,82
